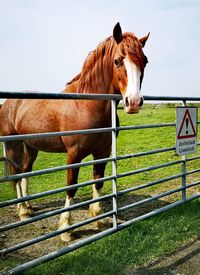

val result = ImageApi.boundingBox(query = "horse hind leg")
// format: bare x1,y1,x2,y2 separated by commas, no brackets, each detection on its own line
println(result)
7,142,38,220
16,179,33,220
5,141,29,220
17,144,38,220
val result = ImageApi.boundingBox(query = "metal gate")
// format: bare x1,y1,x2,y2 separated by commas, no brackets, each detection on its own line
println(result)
0,92,199,274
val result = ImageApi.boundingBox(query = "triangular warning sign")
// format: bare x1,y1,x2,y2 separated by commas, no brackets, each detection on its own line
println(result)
177,109,196,139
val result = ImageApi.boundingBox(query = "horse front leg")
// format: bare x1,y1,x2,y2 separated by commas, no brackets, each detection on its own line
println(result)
89,162,108,229
58,147,81,242
58,193,75,242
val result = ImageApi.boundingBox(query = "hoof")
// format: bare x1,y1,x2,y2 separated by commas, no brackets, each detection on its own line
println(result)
89,205,102,218
89,205,108,229
60,232,75,242
26,201,33,210
19,213,31,221
17,203,33,221
95,219,109,229
58,218,74,242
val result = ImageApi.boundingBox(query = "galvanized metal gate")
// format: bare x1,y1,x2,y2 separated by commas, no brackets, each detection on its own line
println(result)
0,92,199,274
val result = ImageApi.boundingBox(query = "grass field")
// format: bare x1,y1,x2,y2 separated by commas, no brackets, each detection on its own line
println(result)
24,199,199,275
0,103,199,274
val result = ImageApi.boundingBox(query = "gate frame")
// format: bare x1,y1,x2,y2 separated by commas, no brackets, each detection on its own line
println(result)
0,91,199,275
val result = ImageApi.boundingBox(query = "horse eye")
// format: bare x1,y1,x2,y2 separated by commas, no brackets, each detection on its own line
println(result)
114,58,121,67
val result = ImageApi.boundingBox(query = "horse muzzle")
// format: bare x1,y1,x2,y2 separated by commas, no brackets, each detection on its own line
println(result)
123,96,143,114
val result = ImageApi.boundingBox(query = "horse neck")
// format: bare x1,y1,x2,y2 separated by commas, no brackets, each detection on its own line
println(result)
77,65,114,94
66,40,117,95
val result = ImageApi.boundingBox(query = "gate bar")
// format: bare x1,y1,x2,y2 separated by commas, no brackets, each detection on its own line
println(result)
117,122,175,131
0,127,114,142
117,159,183,179
0,156,114,183
0,91,122,100
117,146,175,160
1,91,200,101
117,172,184,196
118,181,200,213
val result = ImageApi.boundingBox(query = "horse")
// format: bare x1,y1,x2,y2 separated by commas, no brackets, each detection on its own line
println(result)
0,23,149,242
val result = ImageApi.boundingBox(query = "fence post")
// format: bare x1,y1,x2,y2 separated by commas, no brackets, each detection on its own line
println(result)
111,99,118,229
181,100,187,201
2,141,8,177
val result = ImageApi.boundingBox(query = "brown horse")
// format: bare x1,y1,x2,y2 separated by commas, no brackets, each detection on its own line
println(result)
0,23,149,241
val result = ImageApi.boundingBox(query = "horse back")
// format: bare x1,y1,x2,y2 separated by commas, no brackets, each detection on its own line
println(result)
0,98,115,154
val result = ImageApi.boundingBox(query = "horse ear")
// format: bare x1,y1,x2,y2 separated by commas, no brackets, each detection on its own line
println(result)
113,22,123,44
139,32,150,47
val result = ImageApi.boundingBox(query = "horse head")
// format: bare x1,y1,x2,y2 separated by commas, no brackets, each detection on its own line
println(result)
112,23,149,114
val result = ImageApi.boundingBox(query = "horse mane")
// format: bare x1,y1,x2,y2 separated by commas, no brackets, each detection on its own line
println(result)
66,36,116,93
121,32,146,71
66,32,144,93
66,73,82,86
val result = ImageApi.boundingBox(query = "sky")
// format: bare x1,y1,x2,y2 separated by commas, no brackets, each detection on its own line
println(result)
0,0,200,98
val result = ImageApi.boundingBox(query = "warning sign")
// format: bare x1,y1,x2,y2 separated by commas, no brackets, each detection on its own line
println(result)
176,107,198,155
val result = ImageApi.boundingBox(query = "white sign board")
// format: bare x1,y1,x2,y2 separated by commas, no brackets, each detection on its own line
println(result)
176,107,197,155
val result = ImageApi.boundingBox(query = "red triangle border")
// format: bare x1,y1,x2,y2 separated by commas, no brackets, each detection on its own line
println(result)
177,109,196,139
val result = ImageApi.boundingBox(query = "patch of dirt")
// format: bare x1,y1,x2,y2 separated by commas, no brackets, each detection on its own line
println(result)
0,194,167,261
124,238,200,275
0,194,199,274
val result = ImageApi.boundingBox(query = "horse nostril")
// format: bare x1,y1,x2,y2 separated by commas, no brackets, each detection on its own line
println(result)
125,97,129,107
139,97,143,107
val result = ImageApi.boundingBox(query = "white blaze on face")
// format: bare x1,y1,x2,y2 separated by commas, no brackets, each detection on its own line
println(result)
124,57,141,112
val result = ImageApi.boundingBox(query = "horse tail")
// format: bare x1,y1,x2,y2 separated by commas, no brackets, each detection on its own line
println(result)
5,141,25,189
0,100,24,180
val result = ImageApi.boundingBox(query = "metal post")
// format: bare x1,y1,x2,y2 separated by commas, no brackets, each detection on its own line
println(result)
111,99,118,229
181,100,187,201
2,141,8,177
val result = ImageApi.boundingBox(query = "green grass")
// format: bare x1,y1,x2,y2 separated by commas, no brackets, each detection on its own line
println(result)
24,199,200,275
0,103,200,274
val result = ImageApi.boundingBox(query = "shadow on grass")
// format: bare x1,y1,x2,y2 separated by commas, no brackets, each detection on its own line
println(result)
128,237,200,275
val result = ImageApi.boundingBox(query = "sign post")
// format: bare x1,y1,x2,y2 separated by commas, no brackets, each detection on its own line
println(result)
176,107,198,155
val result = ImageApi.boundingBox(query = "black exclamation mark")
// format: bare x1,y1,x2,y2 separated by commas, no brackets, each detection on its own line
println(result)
186,117,189,135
